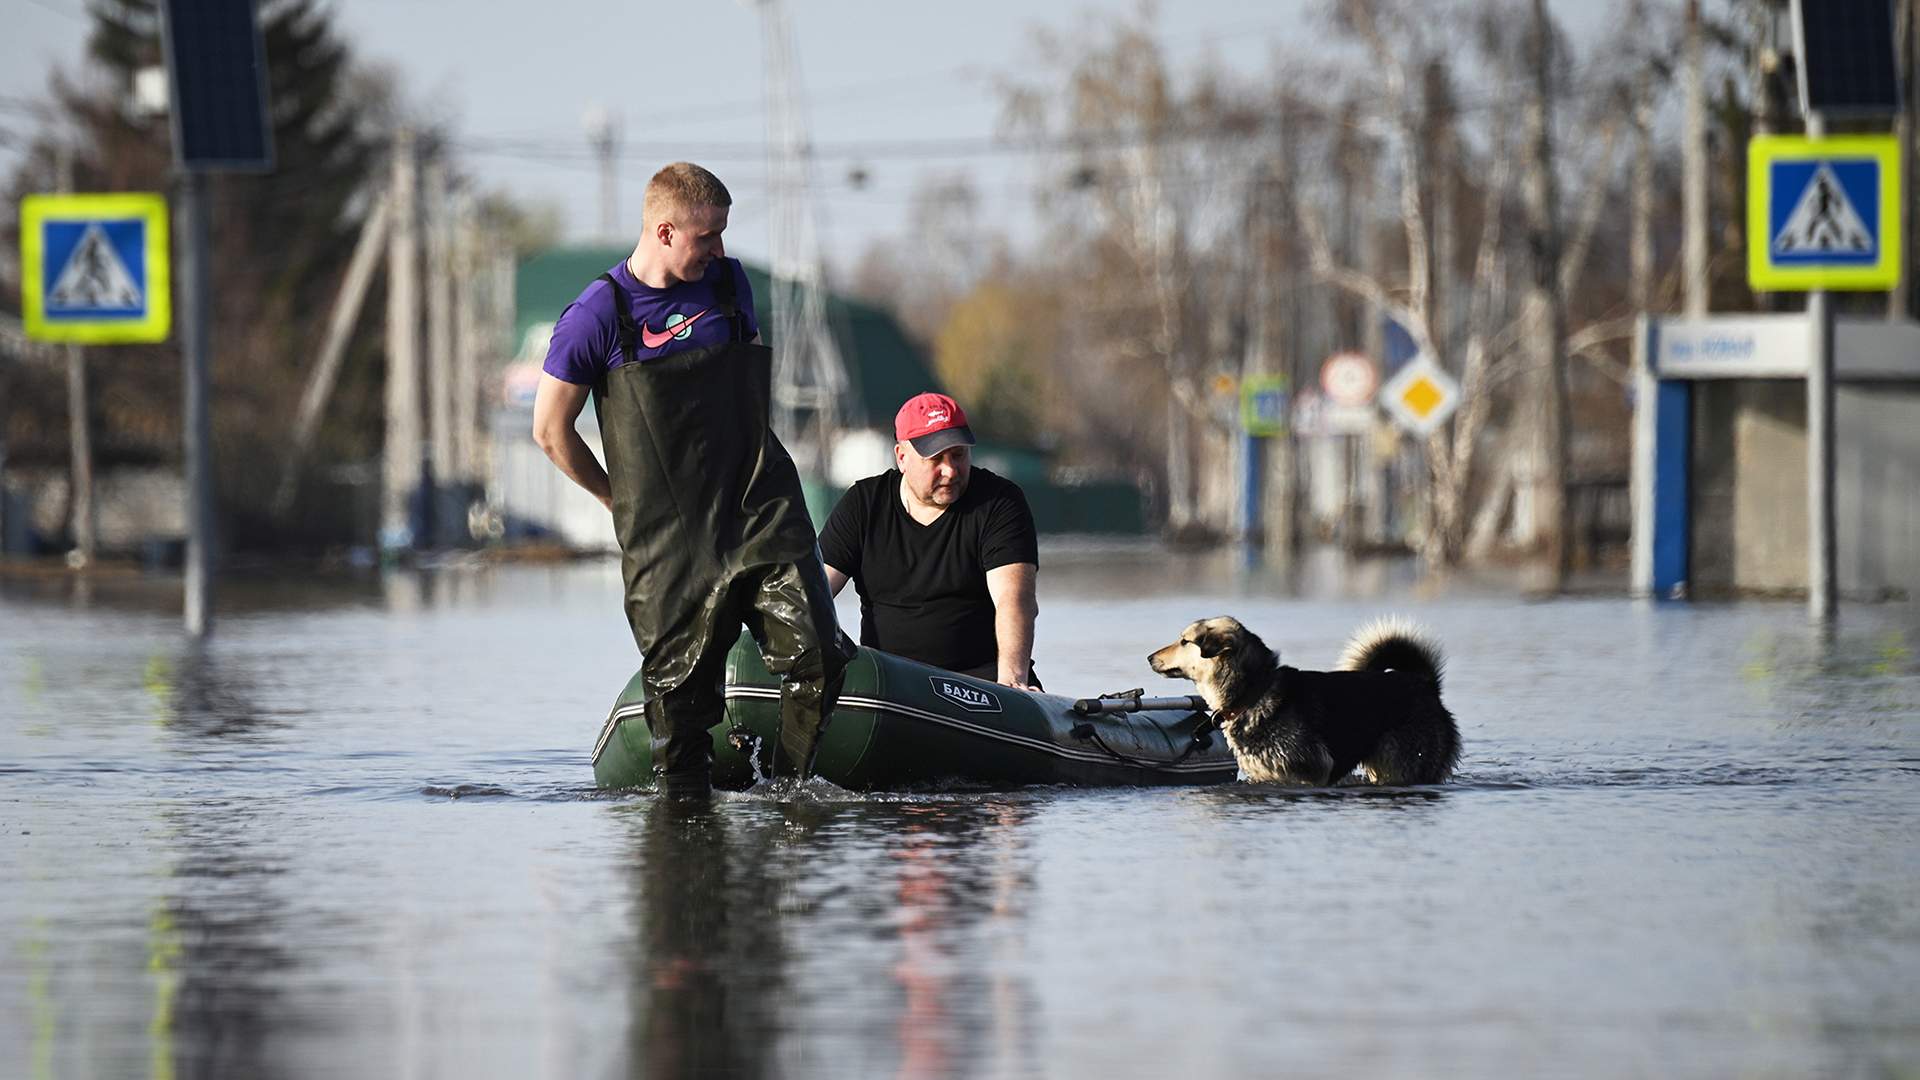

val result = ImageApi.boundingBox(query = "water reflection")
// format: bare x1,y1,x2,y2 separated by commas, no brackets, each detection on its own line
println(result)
626,797,787,1078
618,796,1042,1079
883,801,1039,1080
151,648,304,1080
149,645,278,738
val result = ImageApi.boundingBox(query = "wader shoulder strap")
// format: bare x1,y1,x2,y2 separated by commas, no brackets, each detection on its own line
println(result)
598,272,637,364
594,271,634,409
712,260,747,343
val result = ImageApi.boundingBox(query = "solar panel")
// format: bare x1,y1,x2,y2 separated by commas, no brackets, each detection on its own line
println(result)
1791,0,1902,116
159,0,275,171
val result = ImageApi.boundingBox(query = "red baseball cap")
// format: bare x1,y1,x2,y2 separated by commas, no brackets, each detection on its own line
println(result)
894,392,975,457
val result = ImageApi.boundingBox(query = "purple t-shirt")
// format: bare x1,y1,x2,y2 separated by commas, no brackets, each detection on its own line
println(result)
541,257,760,385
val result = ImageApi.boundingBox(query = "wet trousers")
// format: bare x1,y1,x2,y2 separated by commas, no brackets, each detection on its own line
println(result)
642,553,853,784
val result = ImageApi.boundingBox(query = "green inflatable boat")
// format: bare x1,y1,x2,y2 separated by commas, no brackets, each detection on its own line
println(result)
592,633,1238,791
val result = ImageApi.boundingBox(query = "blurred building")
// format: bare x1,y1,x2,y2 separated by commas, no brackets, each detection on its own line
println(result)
1635,316,1920,599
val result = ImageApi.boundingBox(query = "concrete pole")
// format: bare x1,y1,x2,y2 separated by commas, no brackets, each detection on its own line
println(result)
452,189,480,491
486,248,518,492
56,144,95,566
1683,0,1710,317
585,108,619,240
178,171,215,637
382,128,422,553
273,192,392,515
1629,315,1655,596
425,156,455,546
1805,112,1837,624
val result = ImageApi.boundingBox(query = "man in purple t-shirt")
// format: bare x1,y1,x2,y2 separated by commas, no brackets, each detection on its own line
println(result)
532,168,760,502
533,162,850,791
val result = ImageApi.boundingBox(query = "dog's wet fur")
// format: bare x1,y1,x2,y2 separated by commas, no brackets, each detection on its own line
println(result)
1148,616,1459,786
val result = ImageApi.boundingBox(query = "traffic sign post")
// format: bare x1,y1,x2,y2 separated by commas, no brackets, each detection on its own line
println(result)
1747,134,1902,292
19,193,171,344
1746,129,1902,624
159,0,274,640
1237,375,1289,539
1378,354,1460,437
1319,352,1378,408
1239,374,1289,438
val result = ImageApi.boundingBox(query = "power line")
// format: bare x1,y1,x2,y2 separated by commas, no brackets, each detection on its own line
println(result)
444,46,1657,168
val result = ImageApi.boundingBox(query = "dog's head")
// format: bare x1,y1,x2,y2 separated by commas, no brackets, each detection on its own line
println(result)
1147,616,1276,712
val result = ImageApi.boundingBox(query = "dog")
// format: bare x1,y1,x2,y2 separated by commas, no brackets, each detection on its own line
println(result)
1147,616,1459,786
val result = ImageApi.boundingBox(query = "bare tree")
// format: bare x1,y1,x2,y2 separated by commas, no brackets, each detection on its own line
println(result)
1521,0,1571,586
1002,13,1270,535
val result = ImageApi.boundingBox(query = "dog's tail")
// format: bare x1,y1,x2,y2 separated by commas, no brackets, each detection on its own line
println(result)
1338,616,1445,691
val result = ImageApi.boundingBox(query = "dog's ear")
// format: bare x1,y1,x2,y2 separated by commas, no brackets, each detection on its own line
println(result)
1196,627,1237,659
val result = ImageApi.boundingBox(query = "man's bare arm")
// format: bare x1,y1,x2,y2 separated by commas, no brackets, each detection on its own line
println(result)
531,373,612,510
824,564,850,597
985,562,1038,690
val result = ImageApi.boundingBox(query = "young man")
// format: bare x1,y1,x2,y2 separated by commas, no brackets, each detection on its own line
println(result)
532,162,851,792
819,392,1041,690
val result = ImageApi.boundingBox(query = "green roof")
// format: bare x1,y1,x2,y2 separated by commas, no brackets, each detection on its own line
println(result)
514,247,944,429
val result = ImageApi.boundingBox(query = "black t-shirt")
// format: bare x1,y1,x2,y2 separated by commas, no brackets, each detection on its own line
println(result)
818,467,1039,672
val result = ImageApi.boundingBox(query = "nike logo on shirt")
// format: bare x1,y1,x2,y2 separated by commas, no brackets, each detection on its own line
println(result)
639,309,710,349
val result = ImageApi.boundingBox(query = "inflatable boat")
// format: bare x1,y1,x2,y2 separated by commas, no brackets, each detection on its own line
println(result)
592,633,1238,791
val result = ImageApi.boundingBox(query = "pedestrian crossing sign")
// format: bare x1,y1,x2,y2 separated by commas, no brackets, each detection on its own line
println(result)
1748,134,1901,291
20,192,171,343
1239,374,1289,436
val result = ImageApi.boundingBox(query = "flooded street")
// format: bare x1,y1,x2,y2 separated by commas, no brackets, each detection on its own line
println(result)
3,545,1918,1078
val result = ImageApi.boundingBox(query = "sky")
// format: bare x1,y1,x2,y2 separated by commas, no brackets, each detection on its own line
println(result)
4,0,1613,274
3,0,1334,272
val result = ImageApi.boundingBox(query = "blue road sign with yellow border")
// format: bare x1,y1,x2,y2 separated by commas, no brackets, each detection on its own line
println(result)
1240,374,1289,437
1747,134,1901,291
20,192,171,343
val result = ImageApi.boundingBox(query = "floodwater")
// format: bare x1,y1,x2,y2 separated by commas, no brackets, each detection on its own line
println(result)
2,544,1917,1079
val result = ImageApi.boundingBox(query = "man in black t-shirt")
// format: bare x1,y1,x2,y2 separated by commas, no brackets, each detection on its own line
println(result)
819,392,1041,689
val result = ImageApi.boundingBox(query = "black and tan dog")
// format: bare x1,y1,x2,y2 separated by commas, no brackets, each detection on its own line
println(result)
1147,616,1459,786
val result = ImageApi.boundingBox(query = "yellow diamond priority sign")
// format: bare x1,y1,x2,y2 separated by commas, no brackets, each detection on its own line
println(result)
1379,354,1460,437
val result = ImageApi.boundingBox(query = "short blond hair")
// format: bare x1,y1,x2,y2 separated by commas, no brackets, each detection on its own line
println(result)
643,162,731,226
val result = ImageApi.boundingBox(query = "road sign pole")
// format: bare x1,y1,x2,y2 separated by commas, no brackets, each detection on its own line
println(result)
54,146,96,568
1805,115,1838,625
179,171,214,638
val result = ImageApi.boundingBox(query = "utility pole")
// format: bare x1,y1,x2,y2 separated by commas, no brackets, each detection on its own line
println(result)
273,192,391,515
756,0,849,478
55,143,95,567
1683,0,1710,316
383,128,423,554
1525,0,1571,587
487,246,517,493
1631,70,1655,315
585,108,619,240
452,189,480,495
425,155,455,546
